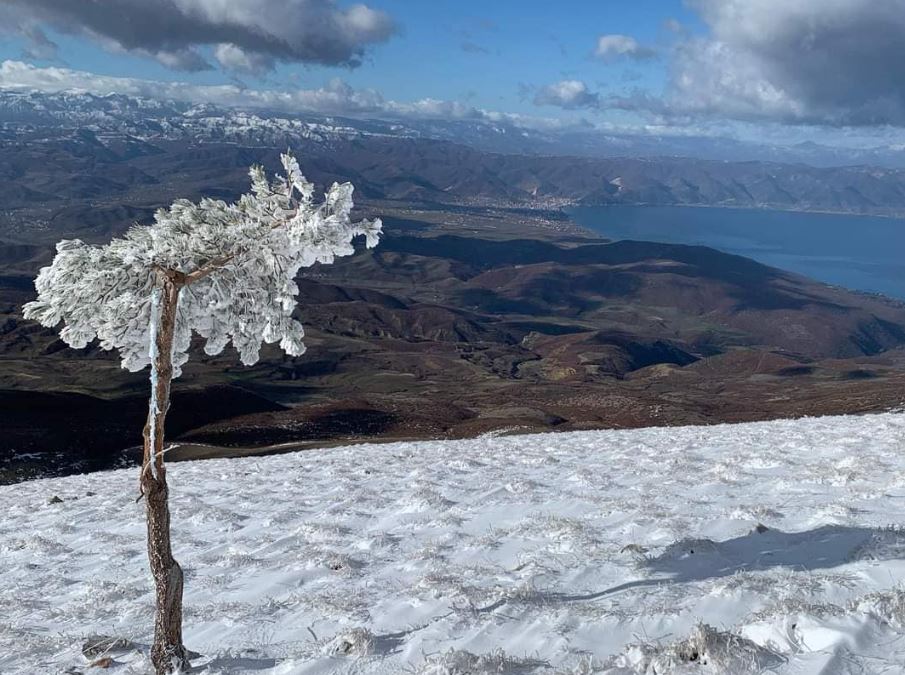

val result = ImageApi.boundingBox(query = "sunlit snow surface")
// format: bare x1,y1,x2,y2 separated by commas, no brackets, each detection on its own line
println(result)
5,413,905,673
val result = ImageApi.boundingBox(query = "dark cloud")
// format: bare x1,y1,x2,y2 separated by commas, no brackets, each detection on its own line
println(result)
672,0,905,126
20,25,59,61
584,2,905,129
1,0,397,72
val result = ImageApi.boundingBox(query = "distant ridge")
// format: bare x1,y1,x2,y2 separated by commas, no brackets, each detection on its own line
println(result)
6,88,905,169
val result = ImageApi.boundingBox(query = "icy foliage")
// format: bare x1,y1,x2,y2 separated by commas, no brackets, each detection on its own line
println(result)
324,627,375,657
415,648,549,674
22,152,382,376
612,623,786,673
853,587,905,629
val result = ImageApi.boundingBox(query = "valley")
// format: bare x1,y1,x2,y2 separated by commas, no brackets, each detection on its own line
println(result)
5,202,905,482
3,104,905,482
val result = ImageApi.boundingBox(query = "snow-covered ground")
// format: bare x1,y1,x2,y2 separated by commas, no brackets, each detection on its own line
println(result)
5,413,905,674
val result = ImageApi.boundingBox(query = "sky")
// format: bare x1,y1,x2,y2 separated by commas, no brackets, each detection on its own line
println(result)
1,0,905,149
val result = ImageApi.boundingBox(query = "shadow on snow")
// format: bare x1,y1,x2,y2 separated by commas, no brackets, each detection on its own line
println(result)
480,524,905,610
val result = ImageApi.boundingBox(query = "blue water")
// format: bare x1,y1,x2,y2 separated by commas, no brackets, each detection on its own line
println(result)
568,205,905,300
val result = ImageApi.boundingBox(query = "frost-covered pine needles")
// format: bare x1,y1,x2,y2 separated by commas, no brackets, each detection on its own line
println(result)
23,152,382,376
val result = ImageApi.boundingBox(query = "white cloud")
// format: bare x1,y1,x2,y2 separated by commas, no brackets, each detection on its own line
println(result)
213,44,274,76
594,34,655,63
0,60,388,113
533,80,599,110
0,59,576,131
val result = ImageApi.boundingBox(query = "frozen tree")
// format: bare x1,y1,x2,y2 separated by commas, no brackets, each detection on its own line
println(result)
23,152,382,674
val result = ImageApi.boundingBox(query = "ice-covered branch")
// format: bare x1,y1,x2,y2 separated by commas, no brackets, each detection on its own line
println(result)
23,151,382,377
147,286,162,480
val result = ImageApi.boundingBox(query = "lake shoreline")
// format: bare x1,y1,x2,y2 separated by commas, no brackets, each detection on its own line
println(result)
567,204,905,301
564,201,905,222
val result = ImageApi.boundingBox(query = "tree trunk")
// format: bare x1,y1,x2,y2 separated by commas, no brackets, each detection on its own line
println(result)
140,274,189,674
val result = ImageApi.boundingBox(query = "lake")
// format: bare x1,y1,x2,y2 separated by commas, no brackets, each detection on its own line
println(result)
568,205,905,301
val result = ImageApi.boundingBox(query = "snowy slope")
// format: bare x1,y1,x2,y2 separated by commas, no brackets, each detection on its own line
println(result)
5,413,905,674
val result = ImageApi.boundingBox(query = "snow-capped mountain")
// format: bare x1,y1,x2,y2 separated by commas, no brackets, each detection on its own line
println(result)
0,89,423,148
6,88,905,167
0,89,562,154
8,88,905,221
4,412,905,673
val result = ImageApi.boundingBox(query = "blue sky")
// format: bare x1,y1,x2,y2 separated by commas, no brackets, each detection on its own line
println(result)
2,0,905,148
335,1,686,113
0,1,689,119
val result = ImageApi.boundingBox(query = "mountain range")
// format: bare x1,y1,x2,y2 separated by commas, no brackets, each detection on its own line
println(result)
4,89,905,482
4,90,905,221
5,88,905,170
